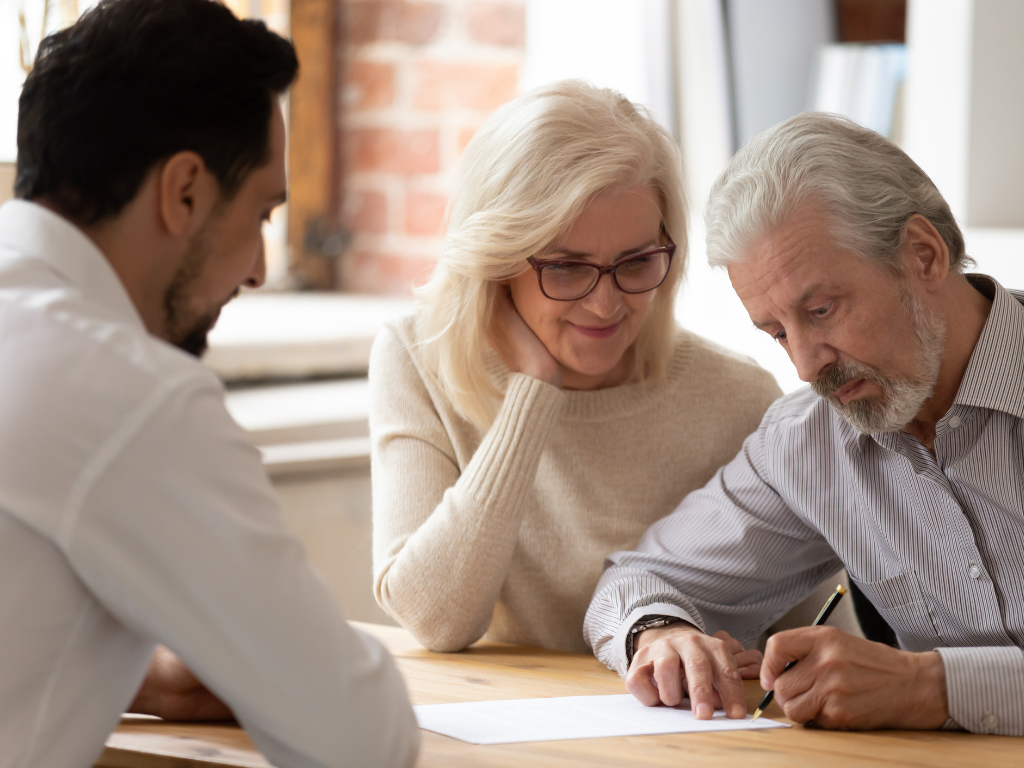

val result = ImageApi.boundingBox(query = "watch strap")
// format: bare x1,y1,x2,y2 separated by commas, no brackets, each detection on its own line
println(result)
625,614,682,669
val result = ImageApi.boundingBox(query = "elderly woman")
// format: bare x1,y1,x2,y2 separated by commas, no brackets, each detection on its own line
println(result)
369,81,840,656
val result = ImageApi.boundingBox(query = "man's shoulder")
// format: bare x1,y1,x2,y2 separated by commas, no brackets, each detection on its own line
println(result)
0,264,227,541
759,386,862,454
0,256,214,391
762,385,822,422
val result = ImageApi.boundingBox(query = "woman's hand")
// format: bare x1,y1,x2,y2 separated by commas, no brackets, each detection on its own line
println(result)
487,285,565,388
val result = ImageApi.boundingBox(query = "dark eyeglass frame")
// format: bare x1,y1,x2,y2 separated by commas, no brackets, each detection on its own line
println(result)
526,232,676,302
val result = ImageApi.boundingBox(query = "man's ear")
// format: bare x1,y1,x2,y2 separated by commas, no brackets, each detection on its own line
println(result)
900,214,949,292
157,151,219,238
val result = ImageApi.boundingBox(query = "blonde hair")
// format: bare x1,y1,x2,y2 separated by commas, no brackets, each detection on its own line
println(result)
415,80,688,429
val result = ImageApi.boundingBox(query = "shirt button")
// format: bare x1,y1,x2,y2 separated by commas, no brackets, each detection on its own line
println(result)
948,415,962,429
969,565,982,579
983,712,998,731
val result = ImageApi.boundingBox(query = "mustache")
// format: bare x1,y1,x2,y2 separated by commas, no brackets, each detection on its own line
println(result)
812,360,883,400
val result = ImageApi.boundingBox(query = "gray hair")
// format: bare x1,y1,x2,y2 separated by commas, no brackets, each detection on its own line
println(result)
705,112,970,273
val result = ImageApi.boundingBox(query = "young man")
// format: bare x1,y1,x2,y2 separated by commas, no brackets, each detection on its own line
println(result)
0,1,418,766
585,113,1024,735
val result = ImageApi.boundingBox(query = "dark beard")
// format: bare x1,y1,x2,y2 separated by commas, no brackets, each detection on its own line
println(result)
163,231,229,358
173,312,218,357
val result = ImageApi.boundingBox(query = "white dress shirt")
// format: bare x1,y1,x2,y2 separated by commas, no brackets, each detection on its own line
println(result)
0,200,419,768
585,275,1024,736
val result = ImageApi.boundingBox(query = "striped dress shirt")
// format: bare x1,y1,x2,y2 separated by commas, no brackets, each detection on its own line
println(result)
584,275,1024,735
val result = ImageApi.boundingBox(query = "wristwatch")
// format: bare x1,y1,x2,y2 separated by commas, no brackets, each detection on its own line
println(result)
625,614,681,669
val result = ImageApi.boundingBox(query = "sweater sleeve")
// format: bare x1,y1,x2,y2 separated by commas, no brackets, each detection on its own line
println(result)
369,327,566,651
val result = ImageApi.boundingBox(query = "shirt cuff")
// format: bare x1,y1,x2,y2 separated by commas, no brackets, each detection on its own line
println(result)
936,646,1024,735
613,602,703,677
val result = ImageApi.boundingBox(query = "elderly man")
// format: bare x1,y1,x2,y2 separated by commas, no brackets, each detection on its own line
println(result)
584,112,1024,735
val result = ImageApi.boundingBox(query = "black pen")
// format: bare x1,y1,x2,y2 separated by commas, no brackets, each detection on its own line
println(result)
751,584,848,721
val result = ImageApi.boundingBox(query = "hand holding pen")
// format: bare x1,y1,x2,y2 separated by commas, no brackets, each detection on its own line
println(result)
752,584,847,720
755,584,951,730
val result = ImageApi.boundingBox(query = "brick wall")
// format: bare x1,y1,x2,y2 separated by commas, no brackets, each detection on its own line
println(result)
340,0,525,294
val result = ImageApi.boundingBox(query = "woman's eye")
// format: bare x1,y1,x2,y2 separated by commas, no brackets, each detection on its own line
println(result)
546,264,581,275
773,329,787,342
617,256,651,272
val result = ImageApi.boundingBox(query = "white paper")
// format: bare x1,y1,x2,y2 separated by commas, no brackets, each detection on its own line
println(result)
414,694,790,745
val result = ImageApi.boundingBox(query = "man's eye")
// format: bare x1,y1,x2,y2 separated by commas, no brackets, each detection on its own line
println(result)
773,329,787,342
812,304,831,317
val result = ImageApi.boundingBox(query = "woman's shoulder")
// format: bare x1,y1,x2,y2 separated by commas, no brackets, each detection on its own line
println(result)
369,313,434,393
368,312,473,450
373,312,418,354
668,327,782,400
370,313,425,373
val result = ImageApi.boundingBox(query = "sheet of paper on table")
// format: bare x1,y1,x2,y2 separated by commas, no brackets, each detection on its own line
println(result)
414,694,790,745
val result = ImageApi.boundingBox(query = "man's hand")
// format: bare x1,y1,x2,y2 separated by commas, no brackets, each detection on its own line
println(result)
129,645,235,722
626,623,763,719
762,626,949,729
486,286,565,387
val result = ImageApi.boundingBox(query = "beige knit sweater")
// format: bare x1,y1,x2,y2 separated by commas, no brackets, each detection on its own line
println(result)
369,315,783,653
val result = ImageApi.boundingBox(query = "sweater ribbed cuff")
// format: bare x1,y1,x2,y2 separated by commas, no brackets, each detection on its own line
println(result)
459,373,566,505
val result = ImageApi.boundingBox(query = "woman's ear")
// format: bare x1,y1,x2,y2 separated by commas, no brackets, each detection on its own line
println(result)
496,280,513,300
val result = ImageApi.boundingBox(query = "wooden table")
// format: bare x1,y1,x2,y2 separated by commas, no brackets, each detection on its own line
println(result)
97,622,1022,767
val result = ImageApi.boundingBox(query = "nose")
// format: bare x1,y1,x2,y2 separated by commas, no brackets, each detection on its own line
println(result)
578,273,621,319
245,236,267,289
786,326,837,383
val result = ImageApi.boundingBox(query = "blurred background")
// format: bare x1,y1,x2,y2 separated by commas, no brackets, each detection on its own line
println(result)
2,0,1023,623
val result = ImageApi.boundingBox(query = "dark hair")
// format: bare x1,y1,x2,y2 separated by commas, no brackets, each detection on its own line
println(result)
16,0,298,224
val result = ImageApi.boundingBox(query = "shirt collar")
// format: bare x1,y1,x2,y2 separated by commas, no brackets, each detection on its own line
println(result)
953,274,1024,420
860,273,1024,454
0,199,146,331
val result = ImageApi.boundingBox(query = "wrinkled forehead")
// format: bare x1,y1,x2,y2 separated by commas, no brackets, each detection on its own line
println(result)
728,209,831,297
725,204,881,315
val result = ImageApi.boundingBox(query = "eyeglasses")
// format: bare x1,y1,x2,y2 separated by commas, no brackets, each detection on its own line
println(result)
526,235,676,302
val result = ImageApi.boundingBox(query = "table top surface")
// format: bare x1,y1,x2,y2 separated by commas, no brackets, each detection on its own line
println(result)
98,622,1023,768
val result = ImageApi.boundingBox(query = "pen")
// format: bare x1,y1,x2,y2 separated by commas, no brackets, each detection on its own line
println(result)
751,584,848,721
